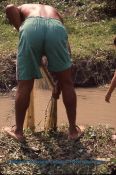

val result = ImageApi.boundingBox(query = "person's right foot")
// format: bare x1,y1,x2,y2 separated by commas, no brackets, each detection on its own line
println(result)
68,125,85,141
3,126,25,142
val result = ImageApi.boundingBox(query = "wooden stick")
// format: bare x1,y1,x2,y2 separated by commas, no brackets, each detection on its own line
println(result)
24,88,35,131
40,66,55,88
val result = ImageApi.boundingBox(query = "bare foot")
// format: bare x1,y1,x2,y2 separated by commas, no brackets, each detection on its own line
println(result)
68,125,85,141
3,126,25,142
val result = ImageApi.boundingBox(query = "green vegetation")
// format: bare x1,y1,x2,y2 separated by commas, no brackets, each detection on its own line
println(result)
0,0,116,57
0,0,116,90
0,125,115,174
0,23,18,54
0,2,116,174
66,19,116,56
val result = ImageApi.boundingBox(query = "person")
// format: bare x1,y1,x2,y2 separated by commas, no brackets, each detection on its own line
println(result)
105,37,116,103
105,71,116,102
4,3,84,142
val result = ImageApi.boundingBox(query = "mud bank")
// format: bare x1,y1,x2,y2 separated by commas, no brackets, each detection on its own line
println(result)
73,50,116,87
0,50,116,92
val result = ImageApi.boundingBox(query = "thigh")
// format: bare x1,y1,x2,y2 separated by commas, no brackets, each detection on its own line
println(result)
17,79,34,94
52,68,73,88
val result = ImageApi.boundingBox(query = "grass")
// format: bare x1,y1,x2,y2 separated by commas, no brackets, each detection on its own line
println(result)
0,125,116,174
0,17,115,58
0,20,18,55
0,27,18,54
0,0,116,90
0,0,116,58
65,18,116,57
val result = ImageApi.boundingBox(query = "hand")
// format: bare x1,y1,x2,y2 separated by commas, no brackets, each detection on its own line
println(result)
41,56,48,67
105,93,111,103
52,83,61,99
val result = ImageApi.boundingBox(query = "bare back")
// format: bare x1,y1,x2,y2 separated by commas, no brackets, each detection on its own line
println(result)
19,4,62,21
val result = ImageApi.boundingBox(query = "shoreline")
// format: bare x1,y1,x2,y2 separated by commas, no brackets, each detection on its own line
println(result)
0,50,116,92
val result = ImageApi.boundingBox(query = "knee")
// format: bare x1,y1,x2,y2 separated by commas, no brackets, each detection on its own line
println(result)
16,87,31,108
61,78,73,89
17,81,34,96
18,86,32,97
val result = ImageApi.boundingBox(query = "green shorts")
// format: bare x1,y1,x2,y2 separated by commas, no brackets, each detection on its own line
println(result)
17,16,72,80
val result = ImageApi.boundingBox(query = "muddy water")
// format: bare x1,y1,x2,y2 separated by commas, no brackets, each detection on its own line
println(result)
0,85,116,130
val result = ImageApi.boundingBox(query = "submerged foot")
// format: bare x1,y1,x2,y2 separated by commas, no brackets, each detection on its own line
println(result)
3,126,25,142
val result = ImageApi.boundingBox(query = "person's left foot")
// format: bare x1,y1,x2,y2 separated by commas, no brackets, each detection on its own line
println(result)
68,125,85,141
3,126,25,142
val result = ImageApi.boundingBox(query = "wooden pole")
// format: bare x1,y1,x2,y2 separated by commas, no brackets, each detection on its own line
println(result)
40,66,55,89
45,97,57,132
24,88,35,131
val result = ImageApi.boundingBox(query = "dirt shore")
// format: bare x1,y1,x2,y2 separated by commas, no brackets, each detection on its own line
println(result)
0,51,116,93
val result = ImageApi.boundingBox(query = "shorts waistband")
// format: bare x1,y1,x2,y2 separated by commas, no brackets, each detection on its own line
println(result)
26,16,62,23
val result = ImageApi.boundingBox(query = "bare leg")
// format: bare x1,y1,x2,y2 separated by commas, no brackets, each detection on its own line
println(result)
54,68,80,138
15,79,34,134
4,79,34,141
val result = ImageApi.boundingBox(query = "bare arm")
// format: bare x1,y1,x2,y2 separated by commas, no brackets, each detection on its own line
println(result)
5,4,22,31
105,70,116,102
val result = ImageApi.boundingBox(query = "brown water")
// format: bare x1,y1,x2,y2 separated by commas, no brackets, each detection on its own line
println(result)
0,85,116,130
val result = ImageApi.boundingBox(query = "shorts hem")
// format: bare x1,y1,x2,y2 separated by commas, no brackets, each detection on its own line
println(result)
17,75,42,81
48,63,72,72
